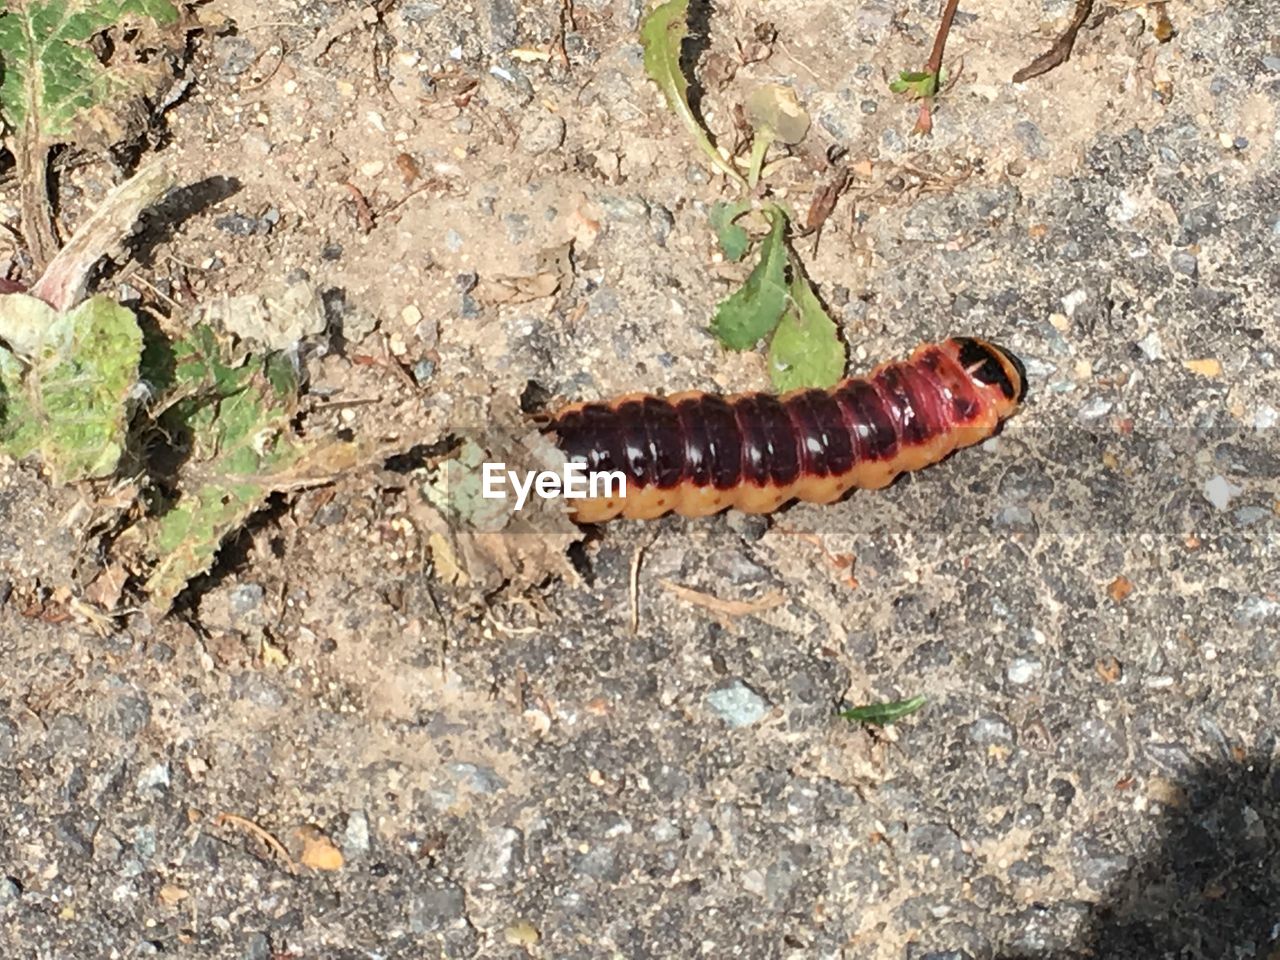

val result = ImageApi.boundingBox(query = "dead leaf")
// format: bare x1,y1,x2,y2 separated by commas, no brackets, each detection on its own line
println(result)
84,561,130,611
294,824,344,871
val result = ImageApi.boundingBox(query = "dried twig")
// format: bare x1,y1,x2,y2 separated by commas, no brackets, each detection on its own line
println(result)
213,812,296,873
1012,0,1095,83
343,181,376,233
659,579,786,622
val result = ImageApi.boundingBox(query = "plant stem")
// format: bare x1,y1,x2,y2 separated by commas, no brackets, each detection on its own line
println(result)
19,141,61,272
915,0,960,134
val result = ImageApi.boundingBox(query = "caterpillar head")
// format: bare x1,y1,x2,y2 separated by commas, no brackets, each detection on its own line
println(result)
951,337,1027,413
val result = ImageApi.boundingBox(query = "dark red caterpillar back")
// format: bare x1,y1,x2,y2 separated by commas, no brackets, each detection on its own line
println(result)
545,337,1026,522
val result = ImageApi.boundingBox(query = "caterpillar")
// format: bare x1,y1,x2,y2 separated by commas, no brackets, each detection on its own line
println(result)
544,337,1026,523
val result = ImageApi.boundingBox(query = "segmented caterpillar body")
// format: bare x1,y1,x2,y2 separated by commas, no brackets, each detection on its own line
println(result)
546,337,1026,522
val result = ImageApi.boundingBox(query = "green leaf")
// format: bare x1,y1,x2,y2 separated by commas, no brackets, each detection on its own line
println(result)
840,695,927,726
141,326,307,612
0,292,142,482
709,199,752,261
710,207,788,350
640,0,746,188
0,0,183,148
889,69,940,98
768,267,846,391
744,83,811,145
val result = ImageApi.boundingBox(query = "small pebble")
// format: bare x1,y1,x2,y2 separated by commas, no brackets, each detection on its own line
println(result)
707,680,769,727
1007,658,1043,685
1138,331,1164,360
342,811,371,857
520,113,566,155
1078,397,1113,420
413,359,436,385
1170,250,1198,278
1203,475,1243,511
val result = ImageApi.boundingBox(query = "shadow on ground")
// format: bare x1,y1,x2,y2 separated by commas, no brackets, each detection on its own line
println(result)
1001,752,1280,960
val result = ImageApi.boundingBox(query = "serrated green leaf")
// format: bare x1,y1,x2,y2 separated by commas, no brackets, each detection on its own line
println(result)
840,695,927,726
141,325,305,612
640,0,746,188
768,267,846,391
0,0,182,147
710,208,788,350
709,199,752,261
0,292,141,482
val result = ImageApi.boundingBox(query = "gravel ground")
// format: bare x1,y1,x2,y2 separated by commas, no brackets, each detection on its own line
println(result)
0,0,1277,958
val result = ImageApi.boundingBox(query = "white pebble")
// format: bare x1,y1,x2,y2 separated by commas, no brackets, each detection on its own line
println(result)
1006,658,1043,685
1138,331,1164,361
1203,474,1243,511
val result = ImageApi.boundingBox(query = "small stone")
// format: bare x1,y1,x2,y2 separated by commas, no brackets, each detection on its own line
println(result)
401,1,441,22
109,696,151,738
135,762,170,794
214,36,258,81
0,717,17,761
342,811,371,857
1078,397,1113,420
1251,404,1277,431
409,883,466,932
313,502,346,526
967,715,1014,746
853,1,893,41
47,715,88,753
243,933,271,960
1203,475,1243,511
1006,658,1043,685
706,679,769,727
445,229,463,252
1137,331,1164,360
413,359,436,385
860,99,878,114
520,112,566,155
214,212,262,236
359,160,385,177
447,762,506,795
228,584,267,628
0,877,20,904
1170,250,1198,277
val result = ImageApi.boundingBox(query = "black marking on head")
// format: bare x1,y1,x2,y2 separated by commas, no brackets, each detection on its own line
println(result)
955,337,1022,403
991,341,1028,404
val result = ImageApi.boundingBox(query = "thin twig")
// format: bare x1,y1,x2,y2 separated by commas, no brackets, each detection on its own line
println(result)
1012,0,1095,83
343,181,376,233
213,813,297,873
